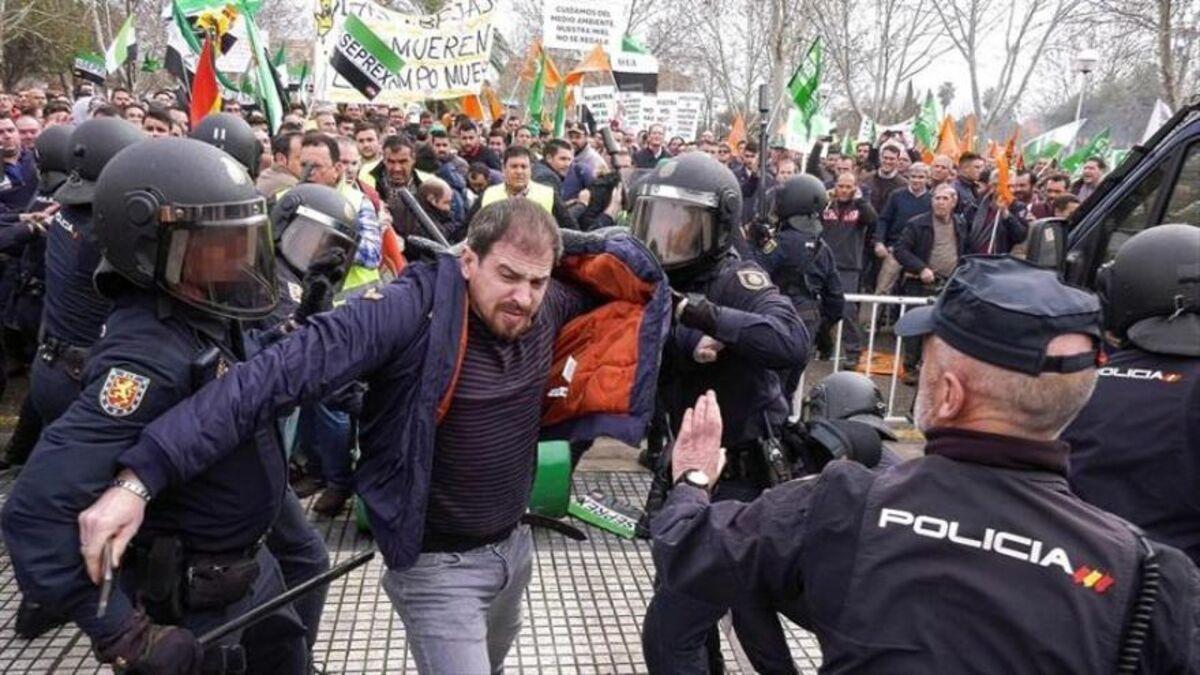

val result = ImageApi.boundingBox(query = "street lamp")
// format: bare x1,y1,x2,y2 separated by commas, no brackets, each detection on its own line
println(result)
1073,48,1100,123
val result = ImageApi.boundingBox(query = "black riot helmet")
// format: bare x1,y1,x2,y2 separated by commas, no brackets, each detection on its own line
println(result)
803,371,897,440
270,183,360,279
1096,224,1200,357
191,113,264,180
34,123,74,194
776,174,829,222
92,138,277,319
630,152,741,282
54,117,144,206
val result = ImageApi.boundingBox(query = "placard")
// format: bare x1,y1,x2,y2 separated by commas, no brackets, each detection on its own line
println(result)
543,0,631,52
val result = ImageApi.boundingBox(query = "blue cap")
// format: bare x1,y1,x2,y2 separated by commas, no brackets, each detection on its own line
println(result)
895,256,1102,375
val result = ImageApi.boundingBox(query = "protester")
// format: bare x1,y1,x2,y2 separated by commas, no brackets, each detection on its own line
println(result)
820,172,877,367
874,162,932,294
953,151,984,215
863,143,906,215
467,146,577,230
633,123,668,168
1032,172,1070,219
1070,156,1106,202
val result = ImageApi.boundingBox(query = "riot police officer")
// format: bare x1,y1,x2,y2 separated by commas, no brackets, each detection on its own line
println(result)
749,174,843,408
631,151,808,674
1064,224,1200,565
191,112,264,182
1,138,308,673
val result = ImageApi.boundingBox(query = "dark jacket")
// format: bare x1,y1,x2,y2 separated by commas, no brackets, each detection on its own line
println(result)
864,171,906,215
532,160,564,195
820,196,877,271
754,225,843,326
893,211,970,274
0,150,38,217
109,231,671,570
651,427,1200,673
876,188,932,247
633,145,668,169
965,195,1029,255
459,145,501,172
952,175,979,215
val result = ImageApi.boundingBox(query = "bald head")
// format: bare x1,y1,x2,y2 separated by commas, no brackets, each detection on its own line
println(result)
914,335,1098,440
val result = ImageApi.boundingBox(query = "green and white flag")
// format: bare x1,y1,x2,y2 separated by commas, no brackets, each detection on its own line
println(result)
912,91,938,150
857,116,877,144
239,1,285,132
1062,128,1111,175
784,109,830,151
105,15,138,73
1022,119,1085,164
73,52,107,84
1141,99,1172,143
331,14,405,101
786,38,822,130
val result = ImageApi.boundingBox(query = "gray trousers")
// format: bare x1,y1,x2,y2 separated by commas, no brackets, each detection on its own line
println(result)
837,269,864,357
382,525,533,674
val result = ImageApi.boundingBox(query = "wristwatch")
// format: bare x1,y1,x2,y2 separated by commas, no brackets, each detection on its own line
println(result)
112,476,151,502
675,469,711,491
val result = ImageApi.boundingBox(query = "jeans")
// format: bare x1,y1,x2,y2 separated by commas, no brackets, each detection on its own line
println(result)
836,269,864,358
296,402,352,490
382,525,533,674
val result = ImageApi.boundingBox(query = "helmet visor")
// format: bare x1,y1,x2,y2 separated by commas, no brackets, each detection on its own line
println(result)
279,205,359,276
631,198,716,269
158,200,277,319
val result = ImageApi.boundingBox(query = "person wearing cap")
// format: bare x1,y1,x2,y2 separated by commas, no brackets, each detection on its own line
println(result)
643,255,1200,673
1063,224,1200,566
562,121,600,202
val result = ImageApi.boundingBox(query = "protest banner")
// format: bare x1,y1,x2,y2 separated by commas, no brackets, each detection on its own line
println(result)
543,1,631,53
611,50,658,94
581,85,617,125
312,0,497,104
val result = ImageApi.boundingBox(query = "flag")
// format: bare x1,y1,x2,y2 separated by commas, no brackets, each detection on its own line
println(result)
726,114,746,152
552,82,569,137
190,36,221,126
105,15,138,73
912,90,938,151
1022,119,1085,164
621,34,649,54
330,14,404,101
784,109,830,151
141,56,163,73
566,43,611,86
993,145,1013,208
1061,128,1111,175
238,1,287,131
841,131,854,157
527,51,549,119
786,38,822,128
462,94,484,121
73,53,107,84
166,0,201,87
520,40,562,90
961,115,977,154
934,115,961,161
857,116,876,144
1141,99,1172,143
1004,127,1020,169
1107,148,1130,170
482,84,504,121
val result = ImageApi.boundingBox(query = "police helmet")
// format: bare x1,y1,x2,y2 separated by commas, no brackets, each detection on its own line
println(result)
191,113,264,180
34,124,74,194
1097,224,1200,357
271,183,360,279
630,152,741,281
92,138,277,319
776,174,829,221
54,118,144,206
803,371,897,440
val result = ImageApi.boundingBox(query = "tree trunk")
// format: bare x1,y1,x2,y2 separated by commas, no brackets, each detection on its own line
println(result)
1157,0,1177,109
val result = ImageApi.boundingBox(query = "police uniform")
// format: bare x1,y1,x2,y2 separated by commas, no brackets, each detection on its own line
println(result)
643,256,1200,674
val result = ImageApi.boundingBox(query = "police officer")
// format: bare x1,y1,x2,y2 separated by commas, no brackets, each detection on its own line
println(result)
631,152,808,675
644,256,1200,673
749,174,843,408
192,113,264,182
12,118,142,639
1,139,308,673
798,371,901,470
1064,224,1200,565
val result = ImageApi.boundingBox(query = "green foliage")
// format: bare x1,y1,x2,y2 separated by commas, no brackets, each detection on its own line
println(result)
1,0,95,90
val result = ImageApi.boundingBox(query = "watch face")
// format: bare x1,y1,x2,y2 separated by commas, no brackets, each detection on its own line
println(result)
686,470,710,487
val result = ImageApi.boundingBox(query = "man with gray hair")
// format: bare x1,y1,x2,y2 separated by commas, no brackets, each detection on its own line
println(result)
644,256,1200,673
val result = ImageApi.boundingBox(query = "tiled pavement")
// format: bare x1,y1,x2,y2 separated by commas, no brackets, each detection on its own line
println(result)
0,469,826,674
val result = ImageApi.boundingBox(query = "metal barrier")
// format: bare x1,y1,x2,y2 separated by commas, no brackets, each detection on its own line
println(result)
795,293,936,423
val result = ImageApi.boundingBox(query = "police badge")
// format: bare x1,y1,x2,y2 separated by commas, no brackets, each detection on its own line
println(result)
99,368,150,417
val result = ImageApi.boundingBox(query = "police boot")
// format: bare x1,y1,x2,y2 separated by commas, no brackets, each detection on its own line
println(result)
14,598,67,639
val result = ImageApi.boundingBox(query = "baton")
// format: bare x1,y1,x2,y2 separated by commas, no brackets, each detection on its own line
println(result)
198,549,375,647
395,187,451,248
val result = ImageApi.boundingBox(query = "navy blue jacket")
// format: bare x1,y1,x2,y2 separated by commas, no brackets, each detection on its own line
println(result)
754,227,843,326
652,428,1200,673
1064,347,1200,565
0,150,37,217
2,292,285,647
876,188,932,247
42,205,112,346
112,231,670,570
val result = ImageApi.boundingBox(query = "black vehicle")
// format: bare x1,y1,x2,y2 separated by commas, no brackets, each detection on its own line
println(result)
1028,96,1200,285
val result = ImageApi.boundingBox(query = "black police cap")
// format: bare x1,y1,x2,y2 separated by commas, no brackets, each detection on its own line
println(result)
895,255,1102,375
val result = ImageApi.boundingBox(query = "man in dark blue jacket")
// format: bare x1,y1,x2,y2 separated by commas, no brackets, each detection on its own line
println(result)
873,162,931,294
70,197,670,674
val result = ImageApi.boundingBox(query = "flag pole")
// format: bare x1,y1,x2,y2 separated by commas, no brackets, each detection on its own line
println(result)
987,203,1002,254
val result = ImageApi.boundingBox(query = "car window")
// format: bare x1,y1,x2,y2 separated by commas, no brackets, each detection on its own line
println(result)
1162,143,1200,226
1100,162,1166,264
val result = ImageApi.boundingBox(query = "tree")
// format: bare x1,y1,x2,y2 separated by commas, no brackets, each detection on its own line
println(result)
937,81,955,111
1083,0,1200,110
0,0,96,91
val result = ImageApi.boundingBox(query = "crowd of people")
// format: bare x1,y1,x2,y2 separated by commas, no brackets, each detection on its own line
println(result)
0,77,1194,675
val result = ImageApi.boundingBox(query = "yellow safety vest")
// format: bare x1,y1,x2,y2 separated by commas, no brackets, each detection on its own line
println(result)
358,159,380,189
336,182,382,295
480,182,554,214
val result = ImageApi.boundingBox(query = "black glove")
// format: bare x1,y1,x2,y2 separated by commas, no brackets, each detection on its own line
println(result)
674,293,720,335
296,248,348,322
96,612,203,674
746,218,772,249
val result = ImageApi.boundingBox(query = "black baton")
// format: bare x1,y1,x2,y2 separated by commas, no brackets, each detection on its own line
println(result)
198,549,375,647
396,187,451,248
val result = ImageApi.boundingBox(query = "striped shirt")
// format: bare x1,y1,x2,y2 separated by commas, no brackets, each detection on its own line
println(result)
422,280,591,552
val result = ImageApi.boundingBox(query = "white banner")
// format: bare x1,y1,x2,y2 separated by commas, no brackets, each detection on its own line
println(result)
311,0,497,104
617,90,644,131
610,50,658,75
637,92,704,140
582,85,616,126
543,0,631,53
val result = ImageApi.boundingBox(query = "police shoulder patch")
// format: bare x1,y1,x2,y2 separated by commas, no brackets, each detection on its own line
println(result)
99,368,151,417
362,287,384,301
737,269,770,291
286,280,303,304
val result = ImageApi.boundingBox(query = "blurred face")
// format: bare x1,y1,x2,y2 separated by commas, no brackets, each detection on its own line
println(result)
489,134,506,154
647,125,664,148
897,153,912,173
170,123,186,137
0,94,12,116
546,147,572,176
700,142,718,158
1057,201,1080,219
932,186,957,218
0,119,19,158
667,137,683,155
461,127,480,151
44,109,71,126
432,187,452,213
338,120,355,137
1044,178,1068,201
355,128,379,159
224,100,241,115
154,91,174,105
567,130,586,151
15,116,39,150
1012,173,1034,202
254,129,272,171
504,155,531,192
462,238,554,341
907,167,929,193
300,144,340,187
112,90,132,109
824,153,840,170
432,135,451,160
834,174,856,201
700,130,715,144
505,116,520,132
856,144,870,162
385,145,414,186
389,108,405,127
931,157,953,182
776,160,797,182
835,157,855,176
316,113,337,134
960,158,984,181
514,128,532,147
740,148,757,167
1082,160,1102,184
468,172,489,194
420,115,433,130
717,145,731,163
341,145,361,183
124,106,144,125
880,148,900,173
